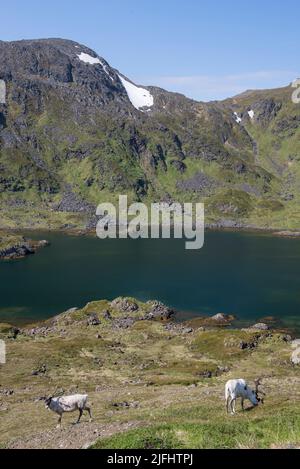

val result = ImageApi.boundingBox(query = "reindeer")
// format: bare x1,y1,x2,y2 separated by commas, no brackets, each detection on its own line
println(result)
44,390,92,428
225,379,264,415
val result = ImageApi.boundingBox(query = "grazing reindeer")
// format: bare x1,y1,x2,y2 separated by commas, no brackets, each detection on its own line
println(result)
45,394,92,428
225,379,262,415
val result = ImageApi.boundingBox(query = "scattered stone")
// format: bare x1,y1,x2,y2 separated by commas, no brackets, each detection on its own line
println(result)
103,310,112,320
23,326,55,337
93,357,103,367
182,328,193,334
31,364,47,376
0,388,14,396
281,334,292,343
217,365,230,373
113,317,136,329
110,298,139,313
112,401,139,409
197,370,212,379
95,334,102,339
87,313,101,326
239,340,258,350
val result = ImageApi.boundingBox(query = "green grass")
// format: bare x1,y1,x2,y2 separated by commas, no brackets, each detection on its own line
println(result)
91,406,300,449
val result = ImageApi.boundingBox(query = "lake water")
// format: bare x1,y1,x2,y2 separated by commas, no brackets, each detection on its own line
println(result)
0,231,300,329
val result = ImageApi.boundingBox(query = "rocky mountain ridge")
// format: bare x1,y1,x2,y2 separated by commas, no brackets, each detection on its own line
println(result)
0,38,299,230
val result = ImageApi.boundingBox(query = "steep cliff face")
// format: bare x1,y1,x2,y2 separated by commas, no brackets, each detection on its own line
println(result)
0,39,299,230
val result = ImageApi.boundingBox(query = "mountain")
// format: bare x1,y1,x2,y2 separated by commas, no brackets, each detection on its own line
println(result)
0,38,299,230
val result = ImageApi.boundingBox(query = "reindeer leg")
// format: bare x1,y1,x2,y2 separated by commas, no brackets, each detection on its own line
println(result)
85,406,92,422
232,398,236,415
226,396,231,414
241,398,245,411
76,408,83,424
56,414,62,429
230,398,235,415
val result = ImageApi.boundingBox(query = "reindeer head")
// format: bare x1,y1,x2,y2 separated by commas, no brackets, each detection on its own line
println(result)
44,386,63,409
44,396,53,409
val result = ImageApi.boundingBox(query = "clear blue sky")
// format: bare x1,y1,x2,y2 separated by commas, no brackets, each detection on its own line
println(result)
1,0,299,101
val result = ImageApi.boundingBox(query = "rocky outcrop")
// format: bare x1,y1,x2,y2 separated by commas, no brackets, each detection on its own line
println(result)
0,236,49,260
211,313,234,322
251,323,270,331
144,301,175,321
110,298,139,313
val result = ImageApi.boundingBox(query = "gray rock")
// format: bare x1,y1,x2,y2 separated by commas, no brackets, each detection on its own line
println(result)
211,313,234,322
145,301,175,321
103,310,112,320
113,317,136,329
87,313,101,326
110,298,139,313
252,323,270,331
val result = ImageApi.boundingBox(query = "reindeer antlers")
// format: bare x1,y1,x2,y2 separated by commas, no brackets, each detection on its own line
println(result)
254,378,266,397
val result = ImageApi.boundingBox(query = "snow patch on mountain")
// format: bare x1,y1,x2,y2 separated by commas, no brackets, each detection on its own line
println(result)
118,75,154,111
77,52,114,81
77,52,101,65
99,60,114,81
233,112,242,124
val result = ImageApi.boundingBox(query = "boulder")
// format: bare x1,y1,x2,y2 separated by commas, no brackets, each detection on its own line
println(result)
110,298,139,313
87,313,101,326
103,310,112,320
113,317,135,329
145,301,175,321
251,323,270,331
211,313,235,323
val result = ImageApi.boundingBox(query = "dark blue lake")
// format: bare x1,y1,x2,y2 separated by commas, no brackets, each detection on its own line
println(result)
0,231,299,329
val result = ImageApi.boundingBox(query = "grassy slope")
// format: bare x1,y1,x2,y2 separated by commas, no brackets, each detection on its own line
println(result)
0,298,299,449
1,82,300,231
226,86,300,229
0,232,24,252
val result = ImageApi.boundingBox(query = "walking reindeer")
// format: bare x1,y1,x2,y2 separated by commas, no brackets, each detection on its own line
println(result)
45,391,92,427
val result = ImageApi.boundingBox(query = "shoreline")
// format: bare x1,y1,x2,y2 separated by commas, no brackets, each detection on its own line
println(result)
1,223,300,239
1,301,298,336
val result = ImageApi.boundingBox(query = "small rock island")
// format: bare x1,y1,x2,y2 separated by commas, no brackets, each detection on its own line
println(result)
0,232,49,260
